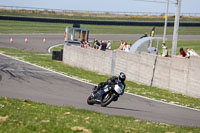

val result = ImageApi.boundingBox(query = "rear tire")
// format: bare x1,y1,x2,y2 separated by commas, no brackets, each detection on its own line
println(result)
101,93,115,107
87,95,95,105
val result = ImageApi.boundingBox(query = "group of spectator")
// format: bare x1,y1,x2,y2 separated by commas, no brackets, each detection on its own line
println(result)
93,40,111,51
180,48,199,58
118,40,131,52
80,39,199,59
161,43,199,58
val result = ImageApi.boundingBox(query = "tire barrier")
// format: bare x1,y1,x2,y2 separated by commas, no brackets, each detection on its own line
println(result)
1,15,200,27
52,49,63,61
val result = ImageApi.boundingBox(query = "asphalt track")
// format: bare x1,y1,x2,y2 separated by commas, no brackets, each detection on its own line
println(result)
1,34,200,127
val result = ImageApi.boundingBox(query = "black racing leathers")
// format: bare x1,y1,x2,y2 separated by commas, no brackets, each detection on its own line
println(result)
95,76,126,95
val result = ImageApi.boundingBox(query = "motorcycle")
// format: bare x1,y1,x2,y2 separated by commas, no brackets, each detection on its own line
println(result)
87,81,125,107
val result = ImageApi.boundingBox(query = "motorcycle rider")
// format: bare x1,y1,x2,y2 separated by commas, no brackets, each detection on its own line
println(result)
93,72,126,102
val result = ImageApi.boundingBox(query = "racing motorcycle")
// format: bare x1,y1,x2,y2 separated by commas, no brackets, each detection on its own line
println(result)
87,81,125,107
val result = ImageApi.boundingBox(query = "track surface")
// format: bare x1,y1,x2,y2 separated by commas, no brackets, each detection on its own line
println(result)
0,54,200,127
1,34,200,127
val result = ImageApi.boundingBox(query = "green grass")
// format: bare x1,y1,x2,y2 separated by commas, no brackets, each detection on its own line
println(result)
1,47,200,110
1,98,200,133
0,20,66,33
50,45,64,53
1,20,200,35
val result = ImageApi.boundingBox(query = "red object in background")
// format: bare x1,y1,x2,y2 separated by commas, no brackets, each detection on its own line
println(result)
43,38,46,44
180,48,186,57
25,38,28,44
64,32,67,41
9,38,13,43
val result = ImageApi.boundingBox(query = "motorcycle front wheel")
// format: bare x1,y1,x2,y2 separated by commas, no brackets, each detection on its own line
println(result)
101,92,115,107
87,94,95,105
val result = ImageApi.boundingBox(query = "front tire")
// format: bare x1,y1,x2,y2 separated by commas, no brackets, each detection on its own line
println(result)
101,92,115,107
87,95,95,105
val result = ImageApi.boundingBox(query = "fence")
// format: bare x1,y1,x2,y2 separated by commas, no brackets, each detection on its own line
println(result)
1,15,200,27
63,45,200,98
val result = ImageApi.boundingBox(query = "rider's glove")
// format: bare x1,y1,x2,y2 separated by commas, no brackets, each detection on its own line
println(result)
107,79,112,84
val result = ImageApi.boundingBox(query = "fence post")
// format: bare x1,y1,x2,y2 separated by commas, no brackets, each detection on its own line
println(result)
111,51,117,76
150,55,158,87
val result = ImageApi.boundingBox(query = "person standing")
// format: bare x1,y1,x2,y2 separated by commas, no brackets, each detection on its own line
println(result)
161,43,168,57
149,26,156,47
150,26,156,37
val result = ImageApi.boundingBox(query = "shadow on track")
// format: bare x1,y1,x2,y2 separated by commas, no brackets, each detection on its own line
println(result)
106,106,147,112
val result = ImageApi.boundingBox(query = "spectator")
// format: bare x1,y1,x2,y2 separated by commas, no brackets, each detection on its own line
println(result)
99,40,107,51
148,47,158,54
118,40,124,50
161,43,168,57
93,42,97,49
98,40,102,50
179,48,186,57
186,48,199,58
150,26,156,37
140,32,148,39
84,41,90,48
106,41,111,50
94,39,100,49
80,41,84,48
123,42,130,52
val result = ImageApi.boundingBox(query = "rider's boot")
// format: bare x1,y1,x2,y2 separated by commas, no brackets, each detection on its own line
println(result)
113,97,118,101
95,89,104,103
92,86,98,93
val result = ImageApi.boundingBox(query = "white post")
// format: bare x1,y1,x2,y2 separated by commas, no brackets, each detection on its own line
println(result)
172,0,182,56
163,0,169,43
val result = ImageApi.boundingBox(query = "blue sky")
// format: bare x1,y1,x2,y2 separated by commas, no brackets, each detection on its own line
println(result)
0,0,199,14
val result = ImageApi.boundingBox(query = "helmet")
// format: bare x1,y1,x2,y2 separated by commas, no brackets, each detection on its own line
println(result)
118,72,126,82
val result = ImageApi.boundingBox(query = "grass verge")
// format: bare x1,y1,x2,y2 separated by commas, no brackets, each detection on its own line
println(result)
0,47,200,110
1,97,200,133
1,20,200,35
